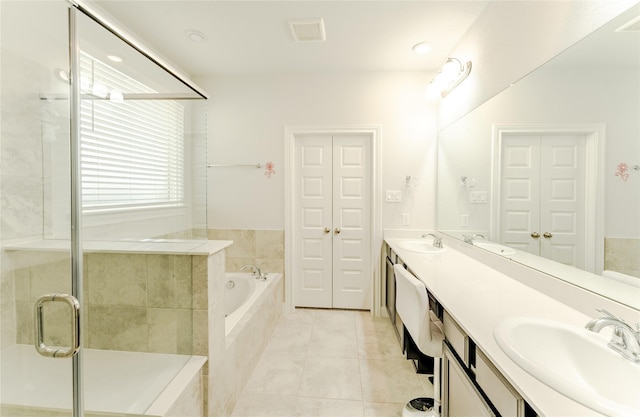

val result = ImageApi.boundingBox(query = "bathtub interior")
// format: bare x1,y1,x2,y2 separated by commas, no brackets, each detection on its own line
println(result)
1,344,205,416
224,272,282,338
224,273,256,316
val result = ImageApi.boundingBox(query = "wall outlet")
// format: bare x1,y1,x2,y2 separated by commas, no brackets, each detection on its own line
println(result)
402,213,410,226
385,190,402,202
469,191,488,204
461,214,470,227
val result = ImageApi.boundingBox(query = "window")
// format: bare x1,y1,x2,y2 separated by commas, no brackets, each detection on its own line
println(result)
80,52,185,211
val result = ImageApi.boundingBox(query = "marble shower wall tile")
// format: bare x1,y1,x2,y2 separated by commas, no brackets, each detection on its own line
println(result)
147,255,193,309
8,250,213,355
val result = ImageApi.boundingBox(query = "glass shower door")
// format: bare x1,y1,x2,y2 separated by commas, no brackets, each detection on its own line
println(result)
1,0,79,415
2,2,208,416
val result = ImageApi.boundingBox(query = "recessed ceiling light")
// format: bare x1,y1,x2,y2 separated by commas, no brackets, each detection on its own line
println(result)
412,41,432,55
186,30,207,43
107,55,123,63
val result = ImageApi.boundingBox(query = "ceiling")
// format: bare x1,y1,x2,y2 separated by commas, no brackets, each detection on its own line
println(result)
93,1,489,77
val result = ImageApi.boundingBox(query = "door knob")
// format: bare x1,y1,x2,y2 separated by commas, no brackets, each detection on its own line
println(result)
334,228,341,234
543,232,553,239
324,227,330,233
531,232,540,239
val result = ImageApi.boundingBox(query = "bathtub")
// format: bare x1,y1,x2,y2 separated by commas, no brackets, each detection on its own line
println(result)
1,344,206,416
218,271,283,415
225,272,281,337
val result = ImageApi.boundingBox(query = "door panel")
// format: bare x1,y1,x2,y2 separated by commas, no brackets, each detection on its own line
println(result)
332,135,370,309
1,1,77,413
500,137,541,253
295,136,333,307
540,136,586,268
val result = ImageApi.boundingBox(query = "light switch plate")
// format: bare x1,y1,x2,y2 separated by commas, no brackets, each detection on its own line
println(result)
385,190,402,202
469,191,488,204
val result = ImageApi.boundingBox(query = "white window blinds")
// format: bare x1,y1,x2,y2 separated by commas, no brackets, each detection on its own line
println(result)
80,53,185,210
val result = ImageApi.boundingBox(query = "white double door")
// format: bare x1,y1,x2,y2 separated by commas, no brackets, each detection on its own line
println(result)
499,132,587,269
294,134,371,310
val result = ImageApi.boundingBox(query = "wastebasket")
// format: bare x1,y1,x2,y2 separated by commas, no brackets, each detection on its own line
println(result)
402,397,439,417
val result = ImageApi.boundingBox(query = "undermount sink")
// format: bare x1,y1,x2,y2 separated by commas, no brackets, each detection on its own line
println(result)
494,317,640,417
397,240,446,254
473,241,517,256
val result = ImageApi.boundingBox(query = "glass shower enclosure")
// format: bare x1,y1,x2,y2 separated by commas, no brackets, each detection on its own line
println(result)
1,1,208,416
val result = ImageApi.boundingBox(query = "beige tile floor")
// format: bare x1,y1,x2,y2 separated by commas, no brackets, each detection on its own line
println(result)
230,308,433,417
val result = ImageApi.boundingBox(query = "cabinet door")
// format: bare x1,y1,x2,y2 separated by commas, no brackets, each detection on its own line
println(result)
443,344,496,417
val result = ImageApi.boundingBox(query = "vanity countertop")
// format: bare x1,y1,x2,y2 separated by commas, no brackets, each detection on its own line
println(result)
385,236,639,417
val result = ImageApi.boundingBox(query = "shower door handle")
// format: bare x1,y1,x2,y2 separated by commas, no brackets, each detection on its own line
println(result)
34,293,81,358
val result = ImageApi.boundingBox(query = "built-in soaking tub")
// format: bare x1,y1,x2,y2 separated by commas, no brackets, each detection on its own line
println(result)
219,271,283,415
224,272,283,337
1,344,206,417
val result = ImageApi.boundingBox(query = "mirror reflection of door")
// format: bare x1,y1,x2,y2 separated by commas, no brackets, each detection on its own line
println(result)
498,131,589,270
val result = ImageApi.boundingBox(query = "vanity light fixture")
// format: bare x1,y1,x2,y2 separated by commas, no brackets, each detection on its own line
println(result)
426,57,472,98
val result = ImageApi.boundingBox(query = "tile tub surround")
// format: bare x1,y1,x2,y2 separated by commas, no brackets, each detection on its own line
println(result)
230,309,432,417
207,229,284,274
212,273,284,417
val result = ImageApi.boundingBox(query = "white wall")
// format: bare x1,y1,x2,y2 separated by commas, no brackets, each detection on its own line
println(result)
439,0,638,127
198,71,438,231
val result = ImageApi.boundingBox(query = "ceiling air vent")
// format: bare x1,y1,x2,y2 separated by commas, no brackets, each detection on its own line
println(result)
616,15,640,32
288,18,326,42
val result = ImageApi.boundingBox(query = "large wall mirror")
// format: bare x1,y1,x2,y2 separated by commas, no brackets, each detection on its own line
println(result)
437,4,639,310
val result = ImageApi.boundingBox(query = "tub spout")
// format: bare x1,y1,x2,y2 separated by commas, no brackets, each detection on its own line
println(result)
241,264,266,280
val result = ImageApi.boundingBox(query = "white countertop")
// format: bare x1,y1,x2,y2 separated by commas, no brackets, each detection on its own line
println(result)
385,236,637,417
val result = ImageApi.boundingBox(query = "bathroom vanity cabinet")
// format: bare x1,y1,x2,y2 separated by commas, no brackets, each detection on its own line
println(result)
382,240,537,417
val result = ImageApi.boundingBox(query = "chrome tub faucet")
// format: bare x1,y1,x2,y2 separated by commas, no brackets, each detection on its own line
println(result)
241,264,266,280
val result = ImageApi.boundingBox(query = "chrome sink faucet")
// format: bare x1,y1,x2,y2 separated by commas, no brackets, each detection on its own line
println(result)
241,264,266,280
421,233,443,249
463,233,485,244
585,309,640,363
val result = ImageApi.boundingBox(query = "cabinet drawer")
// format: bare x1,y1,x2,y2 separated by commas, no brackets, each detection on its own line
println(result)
476,349,524,417
443,310,468,364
